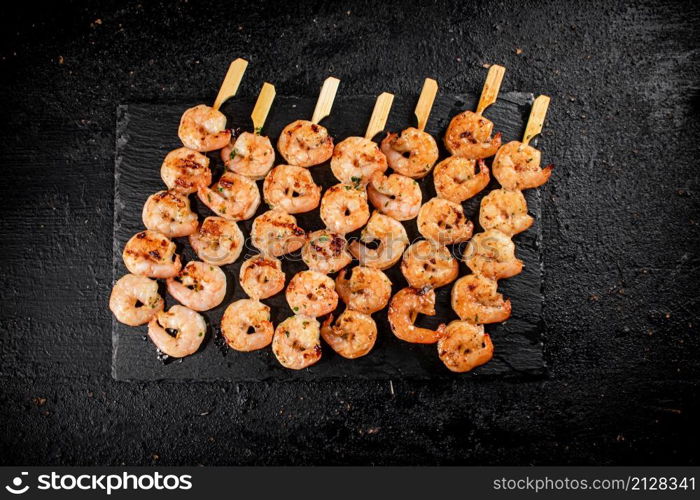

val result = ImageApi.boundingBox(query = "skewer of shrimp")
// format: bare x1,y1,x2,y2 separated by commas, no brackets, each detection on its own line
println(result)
380,78,440,179
178,58,248,152
443,64,505,160
446,95,552,373
221,82,277,179
277,76,340,167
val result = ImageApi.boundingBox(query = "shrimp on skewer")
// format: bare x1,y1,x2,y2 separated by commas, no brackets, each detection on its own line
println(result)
177,58,248,152
273,315,322,370
381,127,439,179
178,104,231,152
221,82,277,179
367,172,422,221
277,77,339,167
142,190,199,238
381,78,440,179
166,261,227,312
263,164,321,214
479,189,534,236
302,230,352,275
161,147,212,194
110,274,164,326
221,299,273,352
401,240,459,289
320,183,370,234
451,274,511,324
349,211,409,270
444,65,505,159
148,305,207,358
493,95,553,190
330,92,394,185
335,266,392,315
433,156,490,203
250,209,306,257
286,270,338,317
464,229,523,280
417,197,473,245
331,136,388,185
123,230,182,279
188,216,244,266
492,141,553,191
321,310,377,359
198,172,260,221
222,132,275,179
388,287,445,344
437,321,494,373
239,254,286,300
278,120,334,167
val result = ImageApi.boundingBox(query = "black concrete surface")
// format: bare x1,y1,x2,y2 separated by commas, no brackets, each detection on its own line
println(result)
0,0,698,465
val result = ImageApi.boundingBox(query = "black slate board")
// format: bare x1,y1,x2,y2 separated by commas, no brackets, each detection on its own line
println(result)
113,93,545,381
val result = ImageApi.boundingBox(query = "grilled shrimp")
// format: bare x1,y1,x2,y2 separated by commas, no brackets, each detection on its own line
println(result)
492,141,553,190
444,110,501,159
109,274,164,326
380,127,439,179
198,172,261,221
286,270,338,317
188,216,244,266
250,209,306,257
221,299,273,352
335,266,392,315
321,310,377,359
221,131,275,180
277,120,334,167
320,183,370,234
166,261,227,312
437,321,494,373
451,274,511,324
433,156,490,203
417,197,474,245
330,136,388,185
161,147,212,194
464,230,523,280
272,315,322,370
401,240,459,289
302,230,352,275
142,190,199,238
239,254,286,300
479,188,534,236
178,104,231,152
388,287,445,344
367,172,422,221
148,305,207,358
123,230,182,279
349,211,409,270
263,164,321,214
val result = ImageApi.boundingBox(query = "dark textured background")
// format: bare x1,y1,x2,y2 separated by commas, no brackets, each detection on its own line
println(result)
1,0,699,465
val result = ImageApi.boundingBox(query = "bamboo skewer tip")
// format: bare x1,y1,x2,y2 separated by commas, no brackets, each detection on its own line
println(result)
415,78,438,132
522,95,551,146
365,92,394,140
251,82,276,134
213,58,249,110
311,76,341,124
476,64,505,115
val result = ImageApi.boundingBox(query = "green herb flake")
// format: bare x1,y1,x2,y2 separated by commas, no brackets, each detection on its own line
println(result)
293,306,299,312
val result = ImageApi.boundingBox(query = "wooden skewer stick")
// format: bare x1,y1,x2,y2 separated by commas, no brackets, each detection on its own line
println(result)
311,77,340,124
213,58,249,110
251,82,276,135
522,95,551,146
414,78,438,132
475,64,505,115
365,92,394,140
